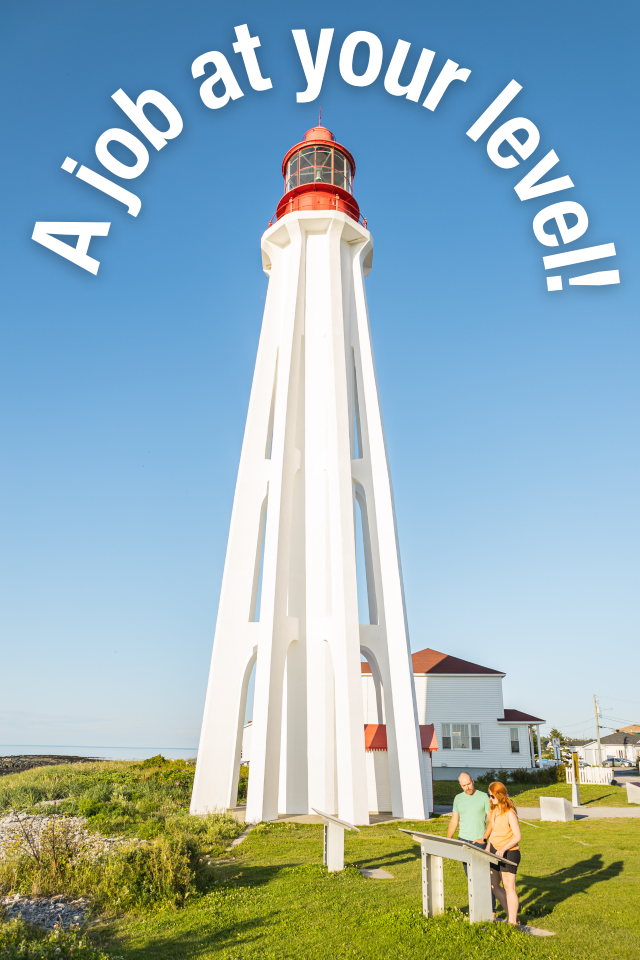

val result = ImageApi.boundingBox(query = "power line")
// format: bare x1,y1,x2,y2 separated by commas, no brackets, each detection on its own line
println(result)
596,694,640,707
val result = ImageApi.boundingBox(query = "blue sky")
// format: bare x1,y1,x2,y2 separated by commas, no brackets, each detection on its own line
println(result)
1,0,638,750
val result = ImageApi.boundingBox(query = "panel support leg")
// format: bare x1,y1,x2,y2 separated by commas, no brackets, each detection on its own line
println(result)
467,852,494,923
421,846,444,917
325,822,345,872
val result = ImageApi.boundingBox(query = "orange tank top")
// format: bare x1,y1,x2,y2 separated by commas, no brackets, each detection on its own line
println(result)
489,809,519,850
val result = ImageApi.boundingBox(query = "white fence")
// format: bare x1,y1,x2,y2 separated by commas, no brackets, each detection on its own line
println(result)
566,766,613,785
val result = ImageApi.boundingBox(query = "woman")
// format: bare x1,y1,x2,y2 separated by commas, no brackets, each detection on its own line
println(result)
482,780,522,925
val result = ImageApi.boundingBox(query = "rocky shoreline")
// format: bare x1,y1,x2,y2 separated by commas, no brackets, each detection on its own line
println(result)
0,755,100,777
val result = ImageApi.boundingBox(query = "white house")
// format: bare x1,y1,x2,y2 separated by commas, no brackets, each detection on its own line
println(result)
362,647,544,779
577,731,640,765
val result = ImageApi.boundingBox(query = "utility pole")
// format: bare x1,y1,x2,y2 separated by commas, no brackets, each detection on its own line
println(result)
593,694,603,766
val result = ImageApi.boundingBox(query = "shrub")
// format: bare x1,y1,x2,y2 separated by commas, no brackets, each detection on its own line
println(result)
0,761,244,913
0,920,120,959
0,811,243,909
100,835,196,909
476,766,565,787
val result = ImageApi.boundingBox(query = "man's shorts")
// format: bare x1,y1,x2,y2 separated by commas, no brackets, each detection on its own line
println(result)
488,844,521,875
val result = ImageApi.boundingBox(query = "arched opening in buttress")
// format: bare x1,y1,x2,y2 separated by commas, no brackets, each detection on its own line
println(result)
231,646,257,806
265,352,278,459
249,490,268,622
351,350,363,460
354,483,378,625
360,646,384,724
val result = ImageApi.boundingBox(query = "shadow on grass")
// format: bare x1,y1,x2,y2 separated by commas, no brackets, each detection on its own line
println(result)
518,854,624,918
354,846,420,870
580,793,617,806
205,860,300,888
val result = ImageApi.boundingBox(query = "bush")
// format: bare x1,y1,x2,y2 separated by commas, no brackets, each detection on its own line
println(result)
0,921,120,959
0,811,243,909
476,766,565,787
100,835,196,909
0,761,245,914
237,765,249,803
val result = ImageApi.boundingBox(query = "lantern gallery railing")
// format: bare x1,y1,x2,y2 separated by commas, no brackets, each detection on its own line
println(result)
285,146,353,194
268,205,367,229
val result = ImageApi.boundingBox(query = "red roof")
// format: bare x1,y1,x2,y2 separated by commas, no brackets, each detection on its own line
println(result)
361,647,503,676
364,724,438,752
498,709,546,724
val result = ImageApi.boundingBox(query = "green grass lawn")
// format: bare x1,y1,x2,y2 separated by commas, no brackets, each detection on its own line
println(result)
2,762,638,959
93,816,640,960
433,779,631,807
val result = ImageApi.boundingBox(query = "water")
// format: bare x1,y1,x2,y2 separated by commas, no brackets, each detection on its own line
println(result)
0,745,197,761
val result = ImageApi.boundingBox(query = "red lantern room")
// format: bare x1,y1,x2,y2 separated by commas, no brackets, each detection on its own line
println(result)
275,125,360,223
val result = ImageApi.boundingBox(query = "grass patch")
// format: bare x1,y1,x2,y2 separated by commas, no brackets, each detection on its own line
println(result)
93,817,640,959
2,761,639,958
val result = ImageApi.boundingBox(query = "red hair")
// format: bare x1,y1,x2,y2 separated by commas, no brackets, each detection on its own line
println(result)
488,781,515,816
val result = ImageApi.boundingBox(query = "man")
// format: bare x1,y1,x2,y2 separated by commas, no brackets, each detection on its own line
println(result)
447,772,490,849
448,772,495,912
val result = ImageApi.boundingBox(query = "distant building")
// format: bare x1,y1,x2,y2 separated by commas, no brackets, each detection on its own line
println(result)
620,724,640,734
577,732,640,765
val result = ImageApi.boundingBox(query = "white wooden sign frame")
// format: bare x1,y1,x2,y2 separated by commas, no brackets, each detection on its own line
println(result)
313,808,360,872
400,829,512,923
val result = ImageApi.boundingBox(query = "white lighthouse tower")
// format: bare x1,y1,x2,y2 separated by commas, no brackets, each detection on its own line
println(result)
191,126,429,824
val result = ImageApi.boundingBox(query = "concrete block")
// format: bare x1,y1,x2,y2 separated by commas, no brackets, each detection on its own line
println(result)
626,782,640,805
540,797,574,822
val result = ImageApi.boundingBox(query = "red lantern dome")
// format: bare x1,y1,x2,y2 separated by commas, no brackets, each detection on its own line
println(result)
275,126,360,223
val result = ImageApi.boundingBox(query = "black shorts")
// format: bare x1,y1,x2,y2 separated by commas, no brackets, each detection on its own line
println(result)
489,844,521,875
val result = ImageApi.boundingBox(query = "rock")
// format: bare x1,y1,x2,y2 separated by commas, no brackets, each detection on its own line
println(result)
1,893,92,929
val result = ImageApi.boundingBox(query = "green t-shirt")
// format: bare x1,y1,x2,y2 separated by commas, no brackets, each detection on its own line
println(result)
452,789,490,841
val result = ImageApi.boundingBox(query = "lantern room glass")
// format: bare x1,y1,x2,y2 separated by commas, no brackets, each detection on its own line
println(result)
286,146,352,194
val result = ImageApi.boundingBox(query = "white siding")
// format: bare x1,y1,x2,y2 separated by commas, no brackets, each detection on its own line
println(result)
423,676,531,771
365,751,392,812
241,722,252,762
414,676,428,723
365,749,434,815
361,675,382,723
421,749,434,814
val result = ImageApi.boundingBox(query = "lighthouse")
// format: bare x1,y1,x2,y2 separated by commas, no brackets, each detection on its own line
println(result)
191,125,430,824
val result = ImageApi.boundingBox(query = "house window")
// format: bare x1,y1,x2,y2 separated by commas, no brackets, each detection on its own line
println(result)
510,727,520,753
452,724,470,749
442,723,480,750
